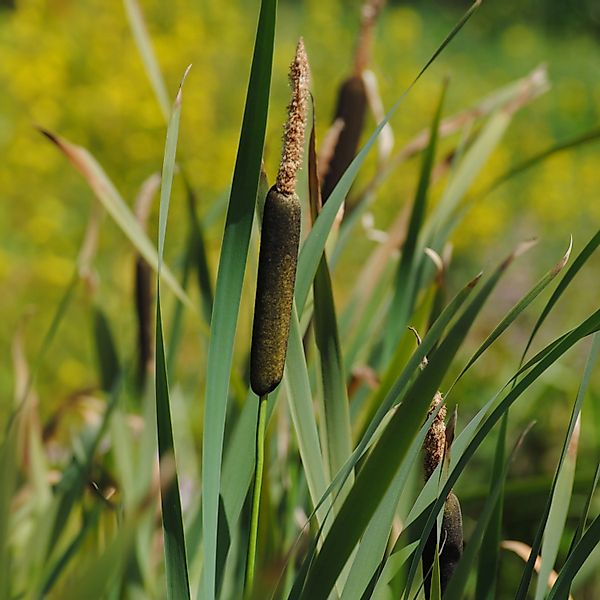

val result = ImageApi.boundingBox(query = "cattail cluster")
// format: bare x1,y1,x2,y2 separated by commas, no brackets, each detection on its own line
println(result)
250,39,310,397
422,392,464,598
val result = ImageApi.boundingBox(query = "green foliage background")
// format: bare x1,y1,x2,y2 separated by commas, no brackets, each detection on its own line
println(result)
0,1,598,400
1,0,599,597
1,1,599,412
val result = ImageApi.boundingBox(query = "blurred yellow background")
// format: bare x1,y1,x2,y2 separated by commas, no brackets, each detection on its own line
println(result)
0,0,599,409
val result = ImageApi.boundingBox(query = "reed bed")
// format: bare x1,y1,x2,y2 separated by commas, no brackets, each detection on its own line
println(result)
1,1,600,599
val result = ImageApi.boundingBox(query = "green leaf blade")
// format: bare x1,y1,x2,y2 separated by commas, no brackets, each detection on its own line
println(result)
201,2,277,598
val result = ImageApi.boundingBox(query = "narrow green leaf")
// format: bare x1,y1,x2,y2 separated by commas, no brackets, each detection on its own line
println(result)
0,425,18,600
403,307,600,599
523,229,600,359
304,273,479,536
480,127,600,199
474,412,507,600
123,0,171,119
546,513,600,600
341,406,441,600
383,80,447,362
430,548,442,600
155,67,192,600
423,108,512,250
568,462,600,554
201,2,277,597
39,130,192,310
299,251,511,600
57,520,134,600
45,381,121,567
445,424,534,600
314,255,352,482
534,415,580,600
371,542,419,600
516,332,600,600
40,505,102,596
284,303,330,526
454,238,571,385
295,0,482,314
166,227,196,371
92,307,121,392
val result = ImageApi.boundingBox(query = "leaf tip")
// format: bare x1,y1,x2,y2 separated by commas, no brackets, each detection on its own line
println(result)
175,64,193,105
551,235,573,276
468,272,483,288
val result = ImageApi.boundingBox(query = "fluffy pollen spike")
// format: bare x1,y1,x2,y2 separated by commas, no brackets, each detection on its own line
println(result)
276,38,310,196
423,391,447,481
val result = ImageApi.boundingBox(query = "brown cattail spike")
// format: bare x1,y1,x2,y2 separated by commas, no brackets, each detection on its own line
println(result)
276,38,310,197
321,75,368,202
439,492,463,592
250,41,309,396
423,391,447,480
250,188,301,396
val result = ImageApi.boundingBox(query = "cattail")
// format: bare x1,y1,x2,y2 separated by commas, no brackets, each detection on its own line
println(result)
439,491,463,592
320,0,385,202
320,75,368,202
422,392,464,599
423,391,447,480
250,39,309,397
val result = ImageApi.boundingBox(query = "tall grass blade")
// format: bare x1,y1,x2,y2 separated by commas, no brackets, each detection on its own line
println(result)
568,462,600,554
444,424,534,600
46,381,121,565
474,413,507,600
295,0,482,314
284,303,330,524
39,130,192,309
201,2,277,597
311,115,352,481
56,522,134,600
302,273,479,537
383,80,447,362
92,307,121,392
403,307,600,598
481,127,600,198
533,415,580,600
424,109,511,250
155,67,192,600
0,426,18,600
298,251,512,600
454,238,571,384
341,407,442,600
546,513,600,600
523,229,600,358
123,0,171,119
516,332,600,600
371,542,419,600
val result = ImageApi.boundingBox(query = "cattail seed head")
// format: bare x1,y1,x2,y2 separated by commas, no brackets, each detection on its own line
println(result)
250,187,301,396
423,391,447,480
321,75,368,202
439,492,464,592
276,38,310,197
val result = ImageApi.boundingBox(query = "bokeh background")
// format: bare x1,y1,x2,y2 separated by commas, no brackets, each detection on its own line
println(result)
1,0,599,591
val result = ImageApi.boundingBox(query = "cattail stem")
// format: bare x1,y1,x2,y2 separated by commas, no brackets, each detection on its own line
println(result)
244,393,268,597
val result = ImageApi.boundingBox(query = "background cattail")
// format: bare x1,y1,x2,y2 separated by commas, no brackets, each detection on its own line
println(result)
250,39,310,397
422,392,464,598
319,0,385,203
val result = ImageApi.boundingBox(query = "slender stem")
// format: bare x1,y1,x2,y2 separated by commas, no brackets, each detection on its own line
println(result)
245,393,268,596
